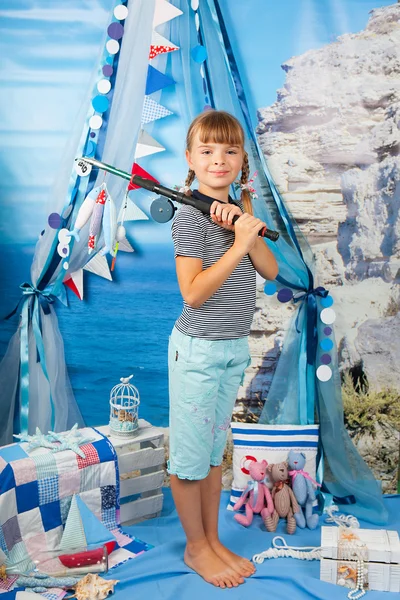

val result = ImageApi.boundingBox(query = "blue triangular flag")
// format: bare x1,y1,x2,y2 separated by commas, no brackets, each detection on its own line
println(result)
145,65,175,95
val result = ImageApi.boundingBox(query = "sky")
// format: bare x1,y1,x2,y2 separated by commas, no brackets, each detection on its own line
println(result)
0,0,394,247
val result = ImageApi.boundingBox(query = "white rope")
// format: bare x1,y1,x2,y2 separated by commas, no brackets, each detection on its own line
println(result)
324,505,360,529
252,536,322,564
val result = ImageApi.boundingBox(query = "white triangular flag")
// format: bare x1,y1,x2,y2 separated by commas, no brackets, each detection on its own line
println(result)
117,198,149,223
149,31,179,59
151,31,179,51
135,130,165,159
83,253,112,281
153,0,183,28
118,238,134,253
141,96,173,125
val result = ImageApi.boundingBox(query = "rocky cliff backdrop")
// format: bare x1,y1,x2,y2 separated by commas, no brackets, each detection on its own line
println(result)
234,3,400,493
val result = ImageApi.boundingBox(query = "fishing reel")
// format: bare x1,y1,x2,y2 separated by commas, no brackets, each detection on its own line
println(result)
150,196,176,223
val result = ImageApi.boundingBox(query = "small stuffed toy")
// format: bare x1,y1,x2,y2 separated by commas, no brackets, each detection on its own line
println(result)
233,459,274,527
287,450,320,530
265,462,299,534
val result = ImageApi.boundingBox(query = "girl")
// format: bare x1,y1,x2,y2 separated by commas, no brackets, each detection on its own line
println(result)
168,110,279,589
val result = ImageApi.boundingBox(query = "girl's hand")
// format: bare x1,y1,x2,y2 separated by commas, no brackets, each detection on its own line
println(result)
210,201,242,231
233,213,266,255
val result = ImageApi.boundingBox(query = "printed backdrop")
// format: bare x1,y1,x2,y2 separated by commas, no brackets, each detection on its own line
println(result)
0,1,398,491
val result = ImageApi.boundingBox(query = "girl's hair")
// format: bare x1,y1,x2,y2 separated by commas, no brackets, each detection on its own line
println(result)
184,110,253,214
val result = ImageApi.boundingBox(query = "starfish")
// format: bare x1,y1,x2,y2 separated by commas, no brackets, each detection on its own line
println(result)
341,531,360,542
14,424,95,458
338,565,357,582
14,427,60,451
47,424,95,458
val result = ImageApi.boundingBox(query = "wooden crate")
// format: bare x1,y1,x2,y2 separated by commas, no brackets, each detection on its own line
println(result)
96,420,165,525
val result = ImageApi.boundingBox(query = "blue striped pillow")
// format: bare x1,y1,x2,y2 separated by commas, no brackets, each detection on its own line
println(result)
228,423,320,510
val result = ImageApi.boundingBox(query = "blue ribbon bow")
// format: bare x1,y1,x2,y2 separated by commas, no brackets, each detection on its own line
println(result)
293,286,329,366
20,282,56,315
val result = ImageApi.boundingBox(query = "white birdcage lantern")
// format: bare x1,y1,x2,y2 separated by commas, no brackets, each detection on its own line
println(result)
109,374,140,438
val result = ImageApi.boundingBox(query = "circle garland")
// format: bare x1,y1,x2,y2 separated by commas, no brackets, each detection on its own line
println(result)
265,282,336,382
58,3,129,274
191,2,211,110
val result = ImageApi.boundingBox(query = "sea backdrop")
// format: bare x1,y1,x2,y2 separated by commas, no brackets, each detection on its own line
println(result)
0,242,181,428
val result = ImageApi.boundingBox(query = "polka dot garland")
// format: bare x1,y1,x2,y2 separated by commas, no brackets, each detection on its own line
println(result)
265,282,336,383
63,6,129,275
86,6,128,158
191,2,212,111
107,22,124,40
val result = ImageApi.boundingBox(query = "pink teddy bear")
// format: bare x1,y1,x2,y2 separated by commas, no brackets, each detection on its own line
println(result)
233,458,274,527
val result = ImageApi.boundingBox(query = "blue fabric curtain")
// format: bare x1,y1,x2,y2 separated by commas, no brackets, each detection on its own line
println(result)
169,0,387,524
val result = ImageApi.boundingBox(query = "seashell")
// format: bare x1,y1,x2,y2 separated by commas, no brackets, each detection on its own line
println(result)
66,573,119,599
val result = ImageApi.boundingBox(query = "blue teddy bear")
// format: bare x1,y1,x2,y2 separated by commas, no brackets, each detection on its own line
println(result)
287,450,319,530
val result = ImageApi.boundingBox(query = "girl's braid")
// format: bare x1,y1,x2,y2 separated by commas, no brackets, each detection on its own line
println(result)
240,152,250,186
240,152,253,214
184,169,196,189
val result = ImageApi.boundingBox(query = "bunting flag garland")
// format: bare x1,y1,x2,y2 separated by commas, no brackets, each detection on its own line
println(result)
64,269,84,300
141,96,173,125
145,65,175,95
1,1,185,448
83,254,112,281
135,130,165,159
149,32,179,60
153,0,183,28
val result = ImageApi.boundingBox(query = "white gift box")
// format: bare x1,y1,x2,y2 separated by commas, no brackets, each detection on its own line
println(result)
320,526,400,593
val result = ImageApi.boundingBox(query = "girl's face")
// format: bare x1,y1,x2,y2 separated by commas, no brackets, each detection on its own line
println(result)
186,131,243,199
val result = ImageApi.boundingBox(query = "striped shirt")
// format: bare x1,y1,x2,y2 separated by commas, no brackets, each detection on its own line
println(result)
171,190,256,340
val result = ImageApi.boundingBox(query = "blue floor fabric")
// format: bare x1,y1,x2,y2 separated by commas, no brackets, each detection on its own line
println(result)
107,489,400,600
2,490,398,599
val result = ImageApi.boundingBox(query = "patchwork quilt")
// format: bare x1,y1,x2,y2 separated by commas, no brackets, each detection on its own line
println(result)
0,427,151,594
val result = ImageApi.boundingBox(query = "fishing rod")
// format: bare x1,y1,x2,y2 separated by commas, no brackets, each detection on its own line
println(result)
75,157,280,241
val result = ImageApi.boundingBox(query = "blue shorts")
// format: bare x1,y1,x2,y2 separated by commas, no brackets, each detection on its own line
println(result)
167,327,251,480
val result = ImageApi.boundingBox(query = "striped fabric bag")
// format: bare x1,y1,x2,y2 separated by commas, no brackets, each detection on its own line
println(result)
228,423,320,510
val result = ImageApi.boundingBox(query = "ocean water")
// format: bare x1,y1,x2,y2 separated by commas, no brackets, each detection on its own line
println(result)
0,244,182,428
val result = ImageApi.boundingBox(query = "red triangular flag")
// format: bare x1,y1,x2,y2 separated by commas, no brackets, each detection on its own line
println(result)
64,270,84,300
128,162,159,191
149,44,178,60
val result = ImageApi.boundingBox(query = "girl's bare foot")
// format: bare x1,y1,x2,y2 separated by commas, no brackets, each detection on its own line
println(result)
208,539,255,577
184,540,245,588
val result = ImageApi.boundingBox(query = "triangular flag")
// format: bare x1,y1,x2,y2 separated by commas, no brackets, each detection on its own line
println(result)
135,130,165,159
141,96,173,125
83,253,112,281
146,65,175,95
153,0,183,28
64,269,84,300
118,198,149,223
129,162,159,191
149,32,179,60
118,237,134,253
